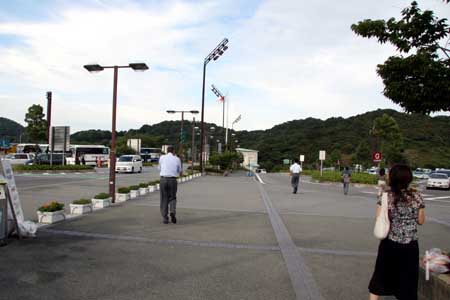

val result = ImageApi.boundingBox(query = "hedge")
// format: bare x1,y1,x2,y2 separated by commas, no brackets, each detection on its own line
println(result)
72,198,91,205
13,165,94,171
94,193,110,199
303,170,378,185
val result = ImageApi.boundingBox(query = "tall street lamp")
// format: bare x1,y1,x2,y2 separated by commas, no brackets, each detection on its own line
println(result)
200,38,229,173
211,84,229,148
166,110,199,169
84,63,149,203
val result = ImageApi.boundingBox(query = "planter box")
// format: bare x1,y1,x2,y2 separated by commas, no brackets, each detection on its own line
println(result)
139,187,148,195
116,193,130,202
130,190,140,199
188,175,193,180
37,210,65,224
147,185,155,193
91,198,111,209
70,203,93,215
156,184,160,190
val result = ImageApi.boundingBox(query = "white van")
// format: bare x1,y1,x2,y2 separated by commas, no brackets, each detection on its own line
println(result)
115,155,143,173
4,153,35,165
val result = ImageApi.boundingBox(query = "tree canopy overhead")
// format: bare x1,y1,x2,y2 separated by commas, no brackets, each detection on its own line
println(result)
351,1,450,114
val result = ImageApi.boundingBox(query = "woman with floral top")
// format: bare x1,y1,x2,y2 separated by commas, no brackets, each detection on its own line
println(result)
369,164,425,300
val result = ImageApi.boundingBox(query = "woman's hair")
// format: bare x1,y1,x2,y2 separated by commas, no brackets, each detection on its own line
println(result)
388,164,413,205
379,168,386,176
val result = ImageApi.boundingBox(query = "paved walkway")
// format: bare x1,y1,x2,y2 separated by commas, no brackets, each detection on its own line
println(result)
1,172,449,299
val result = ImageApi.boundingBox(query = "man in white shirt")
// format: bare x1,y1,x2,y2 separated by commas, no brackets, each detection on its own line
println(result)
158,146,182,224
289,158,302,194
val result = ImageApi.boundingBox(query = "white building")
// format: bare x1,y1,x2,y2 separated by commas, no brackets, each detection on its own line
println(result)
236,148,259,170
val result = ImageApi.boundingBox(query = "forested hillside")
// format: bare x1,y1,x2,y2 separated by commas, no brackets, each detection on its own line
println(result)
2,109,449,169
0,117,24,142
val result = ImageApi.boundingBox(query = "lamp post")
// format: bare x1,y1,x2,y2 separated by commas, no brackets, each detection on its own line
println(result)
211,84,229,148
200,38,229,174
167,110,199,169
84,63,148,203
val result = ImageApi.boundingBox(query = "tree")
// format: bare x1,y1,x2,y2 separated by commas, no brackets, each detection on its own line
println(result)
371,114,406,165
354,141,372,168
24,104,47,143
351,1,450,113
209,151,243,170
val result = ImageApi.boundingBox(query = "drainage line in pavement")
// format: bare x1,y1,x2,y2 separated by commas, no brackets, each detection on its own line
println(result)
256,182,324,300
40,228,280,251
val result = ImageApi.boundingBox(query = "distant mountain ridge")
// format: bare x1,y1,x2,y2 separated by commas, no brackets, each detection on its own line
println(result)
0,117,24,142
2,109,450,168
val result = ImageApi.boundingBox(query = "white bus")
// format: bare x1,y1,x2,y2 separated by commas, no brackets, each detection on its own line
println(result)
66,145,110,166
140,147,162,162
16,143,49,153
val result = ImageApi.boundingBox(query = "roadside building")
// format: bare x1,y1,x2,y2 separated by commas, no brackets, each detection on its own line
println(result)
236,148,259,170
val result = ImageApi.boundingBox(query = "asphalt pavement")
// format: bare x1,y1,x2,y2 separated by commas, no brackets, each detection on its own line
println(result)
1,171,449,299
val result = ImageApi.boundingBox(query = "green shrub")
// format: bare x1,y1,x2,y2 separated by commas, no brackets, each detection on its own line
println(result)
72,198,91,205
94,193,110,199
14,165,94,171
117,187,130,194
38,201,64,212
129,185,139,190
139,183,148,188
305,170,377,184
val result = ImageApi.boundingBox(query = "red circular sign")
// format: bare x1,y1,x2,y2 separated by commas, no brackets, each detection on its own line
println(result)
373,152,382,162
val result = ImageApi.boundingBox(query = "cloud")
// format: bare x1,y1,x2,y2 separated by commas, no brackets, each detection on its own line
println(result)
0,0,448,133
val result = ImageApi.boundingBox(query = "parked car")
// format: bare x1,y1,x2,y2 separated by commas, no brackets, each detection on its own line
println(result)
366,167,378,175
30,153,67,165
255,168,267,174
115,155,143,173
413,170,429,179
4,153,35,165
426,173,450,190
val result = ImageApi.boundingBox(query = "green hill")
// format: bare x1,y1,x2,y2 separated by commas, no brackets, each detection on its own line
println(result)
3,109,449,169
0,117,24,143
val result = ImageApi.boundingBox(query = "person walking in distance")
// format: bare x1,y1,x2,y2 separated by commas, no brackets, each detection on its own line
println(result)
289,158,302,194
158,146,182,224
368,164,425,300
342,166,351,195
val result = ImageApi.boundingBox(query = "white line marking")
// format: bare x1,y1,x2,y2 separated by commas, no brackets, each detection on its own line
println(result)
254,173,265,184
425,196,450,201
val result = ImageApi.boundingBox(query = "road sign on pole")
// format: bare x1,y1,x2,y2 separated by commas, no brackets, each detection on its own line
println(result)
373,152,382,163
319,150,326,176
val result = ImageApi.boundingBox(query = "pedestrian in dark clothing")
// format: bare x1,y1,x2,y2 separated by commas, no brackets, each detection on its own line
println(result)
81,155,86,165
342,166,351,195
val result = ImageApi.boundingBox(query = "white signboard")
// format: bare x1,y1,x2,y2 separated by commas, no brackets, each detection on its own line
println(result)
127,139,141,154
300,155,305,162
1,160,24,223
319,150,326,161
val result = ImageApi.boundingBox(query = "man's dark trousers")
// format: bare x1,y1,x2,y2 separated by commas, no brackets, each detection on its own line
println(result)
160,177,177,221
291,173,300,193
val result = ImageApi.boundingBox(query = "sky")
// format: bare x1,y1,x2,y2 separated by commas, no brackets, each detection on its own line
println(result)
0,0,449,134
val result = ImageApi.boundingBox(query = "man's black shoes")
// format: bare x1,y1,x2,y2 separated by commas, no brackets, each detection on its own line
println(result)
163,219,169,224
170,213,177,224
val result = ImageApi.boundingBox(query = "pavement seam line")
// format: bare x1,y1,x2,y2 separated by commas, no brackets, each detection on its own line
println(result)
40,228,280,251
256,182,324,300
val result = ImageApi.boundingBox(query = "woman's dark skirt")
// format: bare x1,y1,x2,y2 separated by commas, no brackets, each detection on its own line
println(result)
369,238,419,300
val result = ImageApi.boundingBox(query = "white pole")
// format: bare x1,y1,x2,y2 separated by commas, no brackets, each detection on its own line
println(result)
320,160,323,176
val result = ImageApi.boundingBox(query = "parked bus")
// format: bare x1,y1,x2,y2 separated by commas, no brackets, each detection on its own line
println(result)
16,143,49,153
66,145,110,166
140,147,161,162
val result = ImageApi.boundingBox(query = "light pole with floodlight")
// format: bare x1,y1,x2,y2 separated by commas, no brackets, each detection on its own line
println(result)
84,63,148,203
200,38,229,173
